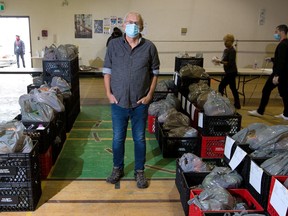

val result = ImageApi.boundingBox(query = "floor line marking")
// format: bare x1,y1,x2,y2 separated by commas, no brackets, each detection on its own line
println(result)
47,199,180,204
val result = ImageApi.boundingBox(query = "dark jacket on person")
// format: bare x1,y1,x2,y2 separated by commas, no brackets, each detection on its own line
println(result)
222,46,238,75
273,38,288,95
14,40,25,55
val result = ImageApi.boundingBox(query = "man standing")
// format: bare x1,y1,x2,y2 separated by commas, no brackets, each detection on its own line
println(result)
248,24,288,120
103,11,160,188
14,35,25,68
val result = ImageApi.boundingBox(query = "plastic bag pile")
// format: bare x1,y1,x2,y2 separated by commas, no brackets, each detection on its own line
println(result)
188,187,255,211
19,77,71,122
44,44,78,60
153,79,176,102
232,123,288,175
179,64,208,79
178,153,211,172
0,120,33,154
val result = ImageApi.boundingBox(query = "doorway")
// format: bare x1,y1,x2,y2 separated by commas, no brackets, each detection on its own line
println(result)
0,16,31,68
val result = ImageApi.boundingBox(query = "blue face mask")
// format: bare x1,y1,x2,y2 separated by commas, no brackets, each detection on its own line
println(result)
125,24,139,38
274,33,281,41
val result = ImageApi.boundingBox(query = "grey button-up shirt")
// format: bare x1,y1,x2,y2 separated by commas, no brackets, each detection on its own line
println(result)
103,35,160,108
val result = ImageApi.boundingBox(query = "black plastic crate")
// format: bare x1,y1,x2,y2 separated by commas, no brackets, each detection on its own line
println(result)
175,159,226,216
42,57,79,84
52,127,66,164
180,77,211,98
241,157,273,210
198,112,242,136
66,99,80,132
173,72,210,97
27,84,41,94
223,140,273,210
0,141,40,183
0,180,42,211
22,121,56,153
0,142,42,211
175,57,204,72
156,121,199,158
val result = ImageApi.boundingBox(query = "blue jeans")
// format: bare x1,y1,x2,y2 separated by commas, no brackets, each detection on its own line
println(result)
16,53,25,68
111,103,148,171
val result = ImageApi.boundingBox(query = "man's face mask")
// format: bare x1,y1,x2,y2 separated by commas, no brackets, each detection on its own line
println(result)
274,33,281,41
125,24,139,38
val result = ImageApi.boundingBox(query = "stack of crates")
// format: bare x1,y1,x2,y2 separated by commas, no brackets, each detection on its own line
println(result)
23,89,67,174
0,141,42,211
42,56,80,132
154,118,199,158
181,91,241,159
22,120,56,179
224,137,288,214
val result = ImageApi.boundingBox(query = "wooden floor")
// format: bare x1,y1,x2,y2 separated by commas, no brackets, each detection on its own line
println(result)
3,74,287,216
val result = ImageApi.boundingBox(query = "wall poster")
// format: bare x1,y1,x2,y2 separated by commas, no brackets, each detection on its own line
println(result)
75,14,92,38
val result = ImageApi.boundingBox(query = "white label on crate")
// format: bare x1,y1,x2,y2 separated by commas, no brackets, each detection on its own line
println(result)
228,146,246,170
173,72,178,86
191,104,196,120
178,92,181,101
182,95,185,110
198,112,203,128
249,161,263,194
224,136,235,159
270,179,288,216
186,100,191,115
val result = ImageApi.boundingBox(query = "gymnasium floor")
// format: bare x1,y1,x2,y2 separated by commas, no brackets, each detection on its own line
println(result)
0,74,287,216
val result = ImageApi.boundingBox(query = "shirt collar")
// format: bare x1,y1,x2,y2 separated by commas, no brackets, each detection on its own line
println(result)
122,33,142,44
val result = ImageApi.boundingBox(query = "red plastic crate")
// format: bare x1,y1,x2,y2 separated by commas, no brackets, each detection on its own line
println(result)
189,189,264,216
39,145,53,179
200,135,225,158
267,176,288,216
148,115,156,134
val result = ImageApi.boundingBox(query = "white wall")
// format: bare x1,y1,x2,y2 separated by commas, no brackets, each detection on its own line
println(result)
1,0,288,70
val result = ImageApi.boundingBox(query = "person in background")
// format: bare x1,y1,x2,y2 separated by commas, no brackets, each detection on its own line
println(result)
106,27,123,47
212,34,241,109
14,35,25,68
103,11,160,188
248,24,288,120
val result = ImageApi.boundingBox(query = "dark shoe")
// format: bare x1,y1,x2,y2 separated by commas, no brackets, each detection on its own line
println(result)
106,167,124,184
134,170,148,189
234,103,241,109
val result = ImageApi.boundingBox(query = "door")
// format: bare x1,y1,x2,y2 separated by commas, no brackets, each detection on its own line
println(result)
0,16,31,68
